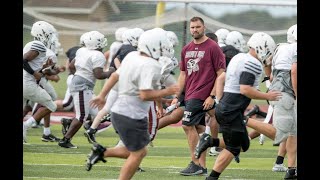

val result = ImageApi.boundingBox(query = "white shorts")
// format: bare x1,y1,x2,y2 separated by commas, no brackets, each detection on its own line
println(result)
23,81,57,112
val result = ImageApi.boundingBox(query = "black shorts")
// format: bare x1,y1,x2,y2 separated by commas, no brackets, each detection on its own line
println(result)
215,102,246,132
182,99,213,126
111,112,150,152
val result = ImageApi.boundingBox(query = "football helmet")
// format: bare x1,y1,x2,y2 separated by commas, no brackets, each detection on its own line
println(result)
247,32,276,62
159,56,175,77
80,32,90,46
115,27,128,42
31,21,56,48
122,28,142,47
166,31,179,47
84,31,107,50
215,28,230,46
287,24,297,43
138,29,172,60
225,31,244,51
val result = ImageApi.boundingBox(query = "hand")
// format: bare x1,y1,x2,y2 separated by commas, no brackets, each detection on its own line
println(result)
33,71,43,81
203,96,215,110
89,96,106,109
267,90,282,101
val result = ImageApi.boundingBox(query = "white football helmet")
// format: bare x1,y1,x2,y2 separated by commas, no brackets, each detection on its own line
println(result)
215,28,230,46
138,29,172,60
122,28,141,47
166,31,179,47
115,27,128,42
84,31,107,50
31,21,56,48
247,32,276,62
79,32,90,46
287,24,297,43
225,31,244,51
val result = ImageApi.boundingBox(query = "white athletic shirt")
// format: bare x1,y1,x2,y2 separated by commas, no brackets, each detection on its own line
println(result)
224,53,262,94
108,41,123,64
23,41,47,84
74,47,106,84
111,51,162,119
272,43,297,70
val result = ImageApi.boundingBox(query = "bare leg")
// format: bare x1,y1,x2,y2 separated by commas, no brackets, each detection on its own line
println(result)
286,136,297,167
246,118,276,140
183,125,201,165
212,149,234,173
158,107,184,130
118,147,147,180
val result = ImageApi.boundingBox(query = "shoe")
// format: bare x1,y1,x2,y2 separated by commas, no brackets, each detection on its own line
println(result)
244,105,259,117
58,138,78,148
61,118,72,135
234,155,240,163
41,134,60,142
100,113,111,123
84,129,97,144
201,167,207,176
86,144,107,171
137,166,146,172
179,161,203,176
23,123,27,143
272,163,287,172
284,168,297,179
259,134,265,145
209,147,220,156
195,133,212,159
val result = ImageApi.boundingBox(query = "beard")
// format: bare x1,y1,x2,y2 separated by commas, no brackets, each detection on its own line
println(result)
192,32,204,39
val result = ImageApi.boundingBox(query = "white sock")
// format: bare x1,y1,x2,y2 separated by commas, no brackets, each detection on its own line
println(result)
43,127,51,136
205,126,211,134
24,117,36,128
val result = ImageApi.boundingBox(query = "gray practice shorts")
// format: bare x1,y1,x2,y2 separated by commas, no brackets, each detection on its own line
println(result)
270,92,297,145
111,112,150,152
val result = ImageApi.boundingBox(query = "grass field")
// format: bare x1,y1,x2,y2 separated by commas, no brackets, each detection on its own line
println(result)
23,124,286,180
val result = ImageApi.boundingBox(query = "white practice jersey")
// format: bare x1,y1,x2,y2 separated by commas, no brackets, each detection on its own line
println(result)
272,43,297,70
108,41,123,64
224,53,263,94
46,48,58,64
111,51,162,119
74,47,106,84
23,41,47,83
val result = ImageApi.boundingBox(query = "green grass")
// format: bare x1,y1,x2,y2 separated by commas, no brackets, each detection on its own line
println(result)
23,125,286,179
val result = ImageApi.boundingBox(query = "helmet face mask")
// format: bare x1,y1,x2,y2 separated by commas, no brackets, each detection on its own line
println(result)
247,32,276,62
31,21,55,48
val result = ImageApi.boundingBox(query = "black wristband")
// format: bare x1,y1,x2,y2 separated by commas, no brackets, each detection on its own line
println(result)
210,95,216,99
23,59,35,75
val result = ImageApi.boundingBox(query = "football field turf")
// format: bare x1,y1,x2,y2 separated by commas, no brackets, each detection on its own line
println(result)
23,124,285,179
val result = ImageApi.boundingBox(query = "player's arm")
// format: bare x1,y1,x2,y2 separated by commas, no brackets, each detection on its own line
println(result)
239,72,281,101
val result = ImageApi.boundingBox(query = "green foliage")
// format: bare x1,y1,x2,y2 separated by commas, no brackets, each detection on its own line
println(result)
24,125,285,179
